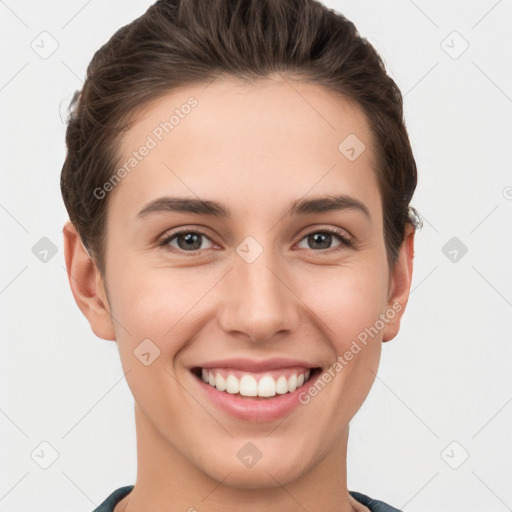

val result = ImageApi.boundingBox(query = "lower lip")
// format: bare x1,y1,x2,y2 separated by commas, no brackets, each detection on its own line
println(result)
192,370,320,422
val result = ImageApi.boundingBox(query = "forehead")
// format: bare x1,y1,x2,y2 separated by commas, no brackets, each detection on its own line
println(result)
111,74,381,221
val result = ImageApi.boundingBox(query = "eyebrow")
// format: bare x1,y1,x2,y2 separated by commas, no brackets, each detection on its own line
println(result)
137,194,371,222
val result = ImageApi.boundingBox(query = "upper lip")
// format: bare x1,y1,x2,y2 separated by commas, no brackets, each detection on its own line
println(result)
194,358,319,372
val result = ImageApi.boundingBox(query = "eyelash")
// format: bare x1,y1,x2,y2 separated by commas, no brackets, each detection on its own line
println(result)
158,227,353,254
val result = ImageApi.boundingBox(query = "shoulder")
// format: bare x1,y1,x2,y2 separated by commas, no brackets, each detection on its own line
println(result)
349,490,403,512
91,486,134,512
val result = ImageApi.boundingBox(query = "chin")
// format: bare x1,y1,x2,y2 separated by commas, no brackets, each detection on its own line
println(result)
200,446,311,489
222,465,306,490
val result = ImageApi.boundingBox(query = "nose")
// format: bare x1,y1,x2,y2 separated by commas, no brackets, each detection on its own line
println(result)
218,243,300,343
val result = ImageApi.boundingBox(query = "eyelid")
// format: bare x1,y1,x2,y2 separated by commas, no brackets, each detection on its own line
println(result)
298,224,352,241
158,226,217,252
295,225,354,251
158,224,355,253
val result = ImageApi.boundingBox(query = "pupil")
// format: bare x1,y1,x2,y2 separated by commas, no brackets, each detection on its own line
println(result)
310,233,330,249
179,233,201,250
176,232,332,251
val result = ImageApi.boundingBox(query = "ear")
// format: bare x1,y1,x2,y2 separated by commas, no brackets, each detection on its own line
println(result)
382,222,415,343
62,220,116,341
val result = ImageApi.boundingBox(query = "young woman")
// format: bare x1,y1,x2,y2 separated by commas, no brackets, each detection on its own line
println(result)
61,1,421,510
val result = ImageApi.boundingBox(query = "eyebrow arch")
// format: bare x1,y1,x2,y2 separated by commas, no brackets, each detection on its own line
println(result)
137,194,371,222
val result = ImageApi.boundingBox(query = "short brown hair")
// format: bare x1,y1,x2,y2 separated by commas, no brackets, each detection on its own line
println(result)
60,0,422,276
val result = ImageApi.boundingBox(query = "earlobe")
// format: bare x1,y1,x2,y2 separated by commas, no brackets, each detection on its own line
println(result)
62,221,116,341
382,223,415,343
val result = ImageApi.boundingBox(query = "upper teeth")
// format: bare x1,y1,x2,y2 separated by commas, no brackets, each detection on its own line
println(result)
201,369,311,397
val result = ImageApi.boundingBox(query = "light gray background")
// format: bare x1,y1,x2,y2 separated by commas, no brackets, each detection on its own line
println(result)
1,1,511,511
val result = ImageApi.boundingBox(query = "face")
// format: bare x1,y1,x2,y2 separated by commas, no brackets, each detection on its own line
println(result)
74,74,413,489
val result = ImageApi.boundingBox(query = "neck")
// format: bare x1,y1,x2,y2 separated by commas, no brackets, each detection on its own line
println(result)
117,404,361,512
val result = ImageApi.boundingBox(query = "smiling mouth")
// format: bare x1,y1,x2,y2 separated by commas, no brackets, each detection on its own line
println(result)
191,367,322,399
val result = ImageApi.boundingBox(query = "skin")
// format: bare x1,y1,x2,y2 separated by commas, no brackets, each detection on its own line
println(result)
63,73,414,512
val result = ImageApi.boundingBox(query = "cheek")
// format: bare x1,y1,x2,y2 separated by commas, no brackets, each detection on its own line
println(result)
106,231,389,350
297,266,387,418
106,259,213,353
106,266,200,413
296,262,388,345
